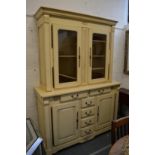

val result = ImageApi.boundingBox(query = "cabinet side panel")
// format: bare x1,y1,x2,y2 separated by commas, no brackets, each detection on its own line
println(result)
108,27,115,81
37,15,53,91
38,25,46,90
36,97,47,147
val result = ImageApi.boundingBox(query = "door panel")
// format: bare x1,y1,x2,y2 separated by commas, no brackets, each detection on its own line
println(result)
52,100,79,145
97,94,114,130
53,25,81,88
88,28,110,84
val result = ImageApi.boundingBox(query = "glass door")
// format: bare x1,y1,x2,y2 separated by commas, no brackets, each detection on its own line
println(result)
89,29,109,83
53,25,81,88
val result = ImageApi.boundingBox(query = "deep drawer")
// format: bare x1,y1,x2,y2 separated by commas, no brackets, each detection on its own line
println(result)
80,126,94,137
81,117,95,128
81,97,95,108
81,107,95,118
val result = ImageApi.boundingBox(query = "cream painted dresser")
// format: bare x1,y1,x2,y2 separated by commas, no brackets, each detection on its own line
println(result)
34,7,120,155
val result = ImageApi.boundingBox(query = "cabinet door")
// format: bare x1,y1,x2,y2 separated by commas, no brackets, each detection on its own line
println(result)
53,25,81,88
96,94,114,130
52,100,79,145
88,28,110,83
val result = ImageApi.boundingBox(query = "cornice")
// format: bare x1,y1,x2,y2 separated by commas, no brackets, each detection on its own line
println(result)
34,7,117,26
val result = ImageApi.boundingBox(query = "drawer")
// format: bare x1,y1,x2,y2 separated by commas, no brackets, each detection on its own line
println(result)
81,107,95,118
89,87,111,96
81,117,95,128
81,97,95,108
60,91,88,102
80,126,94,137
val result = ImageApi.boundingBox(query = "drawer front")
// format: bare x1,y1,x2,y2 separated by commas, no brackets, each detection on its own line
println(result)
60,91,88,102
81,107,95,118
81,117,95,128
89,87,111,96
80,126,94,137
81,98,95,108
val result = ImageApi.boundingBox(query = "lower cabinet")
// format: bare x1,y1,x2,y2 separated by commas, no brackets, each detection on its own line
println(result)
52,101,79,145
36,85,119,155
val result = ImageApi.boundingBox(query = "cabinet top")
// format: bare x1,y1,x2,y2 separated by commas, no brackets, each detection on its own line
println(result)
34,7,117,26
35,81,120,98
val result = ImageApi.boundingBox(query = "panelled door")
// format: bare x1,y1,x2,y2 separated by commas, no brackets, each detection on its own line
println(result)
96,93,114,130
88,27,110,84
53,24,81,88
52,100,79,145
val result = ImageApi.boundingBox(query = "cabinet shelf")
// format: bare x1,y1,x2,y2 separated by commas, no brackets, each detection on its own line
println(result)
93,40,106,43
59,74,76,80
93,55,105,58
59,55,76,58
92,67,104,70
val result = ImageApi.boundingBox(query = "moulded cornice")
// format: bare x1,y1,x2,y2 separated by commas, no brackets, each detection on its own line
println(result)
34,7,117,26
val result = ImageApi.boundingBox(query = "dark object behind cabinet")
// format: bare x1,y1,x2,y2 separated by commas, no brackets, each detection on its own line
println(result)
118,88,129,118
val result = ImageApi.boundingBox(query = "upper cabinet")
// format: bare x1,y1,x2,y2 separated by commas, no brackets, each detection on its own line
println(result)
35,7,117,91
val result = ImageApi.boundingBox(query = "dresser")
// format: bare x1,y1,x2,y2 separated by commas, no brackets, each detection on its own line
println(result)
34,7,120,155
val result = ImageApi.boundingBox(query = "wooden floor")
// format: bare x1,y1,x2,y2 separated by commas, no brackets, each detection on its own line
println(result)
54,131,111,155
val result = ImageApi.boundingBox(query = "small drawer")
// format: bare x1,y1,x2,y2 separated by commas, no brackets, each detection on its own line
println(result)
60,91,88,102
81,98,95,108
80,126,94,137
81,117,95,128
89,87,111,96
81,107,95,118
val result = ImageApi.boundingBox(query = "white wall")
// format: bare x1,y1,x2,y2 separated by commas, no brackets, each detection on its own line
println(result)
26,0,129,126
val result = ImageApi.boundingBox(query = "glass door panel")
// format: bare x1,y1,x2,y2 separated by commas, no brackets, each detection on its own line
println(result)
58,29,77,83
92,33,107,79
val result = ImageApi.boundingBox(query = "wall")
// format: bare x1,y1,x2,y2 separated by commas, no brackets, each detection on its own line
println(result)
26,0,129,126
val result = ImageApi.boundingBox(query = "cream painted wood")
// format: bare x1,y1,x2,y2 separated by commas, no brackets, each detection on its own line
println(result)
81,107,95,118
88,26,110,84
53,24,81,89
35,81,120,98
35,7,117,91
81,116,95,128
36,84,119,155
81,97,95,108
96,93,115,130
52,100,79,145
60,91,88,102
80,125,94,137
38,15,53,91
89,87,112,96
35,7,117,26
34,7,120,155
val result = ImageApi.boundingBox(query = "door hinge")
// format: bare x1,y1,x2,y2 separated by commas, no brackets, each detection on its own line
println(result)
97,106,99,122
78,47,80,68
109,32,111,50
51,25,53,48
52,67,54,87
76,112,79,129
108,64,110,79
